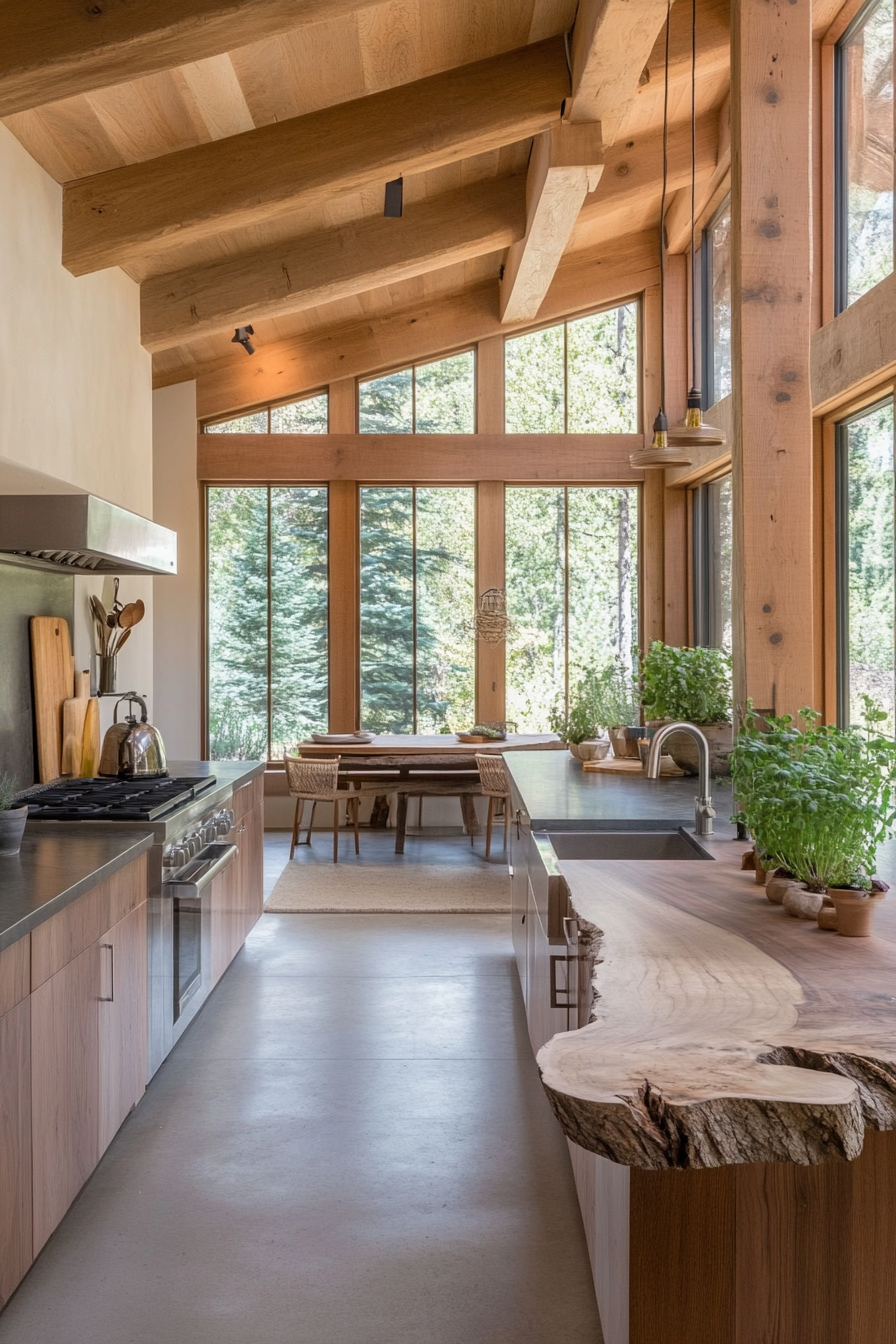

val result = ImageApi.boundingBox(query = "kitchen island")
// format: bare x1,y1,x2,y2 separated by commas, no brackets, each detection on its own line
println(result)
506,750,896,1344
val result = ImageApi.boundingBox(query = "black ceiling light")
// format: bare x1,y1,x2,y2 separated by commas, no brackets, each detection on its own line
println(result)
232,325,255,355
384,176,403,218
630,0,692,470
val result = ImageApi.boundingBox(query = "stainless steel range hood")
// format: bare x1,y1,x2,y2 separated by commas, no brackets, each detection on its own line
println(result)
0,495,177,576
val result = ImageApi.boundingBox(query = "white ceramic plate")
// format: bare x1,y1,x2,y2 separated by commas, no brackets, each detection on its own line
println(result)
310,732,375,745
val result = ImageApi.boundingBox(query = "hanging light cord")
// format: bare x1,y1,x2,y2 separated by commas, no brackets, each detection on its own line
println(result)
658,0,671,415
689,0,698,394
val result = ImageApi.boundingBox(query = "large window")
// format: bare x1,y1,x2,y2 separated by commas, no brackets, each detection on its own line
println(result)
504,487,639,731
692,473,733,651
204,392,329,433
836,0,894,311
504,304,639,433
836,398,895,729
359,352,475,433
206,487,329,759
701,196,732,407
359,487,475,732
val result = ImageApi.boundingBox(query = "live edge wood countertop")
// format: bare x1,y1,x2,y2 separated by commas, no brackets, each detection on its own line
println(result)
503,750,896,1175
538,831,896,1173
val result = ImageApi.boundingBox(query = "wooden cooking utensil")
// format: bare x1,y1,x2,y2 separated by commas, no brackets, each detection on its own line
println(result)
80,696,100,778
61,670,91,776
30,616,73,782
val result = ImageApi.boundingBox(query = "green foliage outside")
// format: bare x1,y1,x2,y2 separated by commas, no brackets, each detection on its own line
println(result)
205,392,328,435
360,487,475,733
731,701,896,890
359,352,475,434
505,304,638,433
639,641,732,725
207,487,328,760
844,400,896,731
549,662,639,742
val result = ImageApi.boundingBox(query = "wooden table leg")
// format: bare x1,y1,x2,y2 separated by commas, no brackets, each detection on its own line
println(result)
370,795,391,828
459,793,480,842
395,793,409,854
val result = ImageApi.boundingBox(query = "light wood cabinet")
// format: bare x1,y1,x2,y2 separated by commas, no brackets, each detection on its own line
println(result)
31,940,101,1254
0,999,31,1308
98,902,147,1153
210,778,264,985
209,851,241,986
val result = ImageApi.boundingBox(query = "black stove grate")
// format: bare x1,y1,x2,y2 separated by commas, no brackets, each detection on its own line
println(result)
26,775,217,821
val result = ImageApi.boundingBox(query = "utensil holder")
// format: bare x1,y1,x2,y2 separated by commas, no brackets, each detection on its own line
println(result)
99,655,117,695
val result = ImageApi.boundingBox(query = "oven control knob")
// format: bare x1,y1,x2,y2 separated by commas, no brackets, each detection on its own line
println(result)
200,822,217,844
186,832,203,857
164,845,189,868
215,814,230,836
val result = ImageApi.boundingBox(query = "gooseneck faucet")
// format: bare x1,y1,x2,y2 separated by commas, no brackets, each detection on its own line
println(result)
646,722,716,836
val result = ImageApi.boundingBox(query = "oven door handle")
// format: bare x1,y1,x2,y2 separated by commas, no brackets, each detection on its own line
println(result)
164,842,238,898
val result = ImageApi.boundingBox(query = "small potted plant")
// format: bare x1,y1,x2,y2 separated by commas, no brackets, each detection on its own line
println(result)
731,700,896,936
0,773,28,856
639,641,733,775
548,677,601,760
589,661,643,759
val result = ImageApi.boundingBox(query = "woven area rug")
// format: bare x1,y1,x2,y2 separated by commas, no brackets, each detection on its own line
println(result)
265,862,510,914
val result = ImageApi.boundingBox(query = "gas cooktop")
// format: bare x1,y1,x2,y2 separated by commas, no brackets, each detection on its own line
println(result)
26,776,218,821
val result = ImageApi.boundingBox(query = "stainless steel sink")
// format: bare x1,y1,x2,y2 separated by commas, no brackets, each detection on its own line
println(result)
546,829,713,861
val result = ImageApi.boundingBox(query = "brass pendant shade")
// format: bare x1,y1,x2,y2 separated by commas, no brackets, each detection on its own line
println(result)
667,389,728,449
630,409,694,469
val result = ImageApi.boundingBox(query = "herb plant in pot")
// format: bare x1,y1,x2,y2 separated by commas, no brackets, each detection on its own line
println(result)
0,774,27,856
548,676,601,760
639,642,733,776
589,661,642,759
730,701,896,936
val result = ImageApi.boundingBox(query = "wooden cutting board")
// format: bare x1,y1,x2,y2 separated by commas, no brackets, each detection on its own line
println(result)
80,697,101,778
61,670,91,777
30,616,73,783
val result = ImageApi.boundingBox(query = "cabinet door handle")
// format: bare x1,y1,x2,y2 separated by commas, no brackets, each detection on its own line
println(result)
99,942,114,1002
550,955,573,1008
562,915,579,951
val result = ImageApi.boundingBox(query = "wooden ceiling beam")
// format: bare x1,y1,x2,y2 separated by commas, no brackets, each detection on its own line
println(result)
567,0,677,142
579,109,718,227
198,433,646,483
499,121,604,324
160,229,660,420
0,0,384,118
141,175,527,352
62,38,570,277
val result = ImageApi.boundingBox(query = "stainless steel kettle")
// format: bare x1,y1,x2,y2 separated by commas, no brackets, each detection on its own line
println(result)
98,694,168,779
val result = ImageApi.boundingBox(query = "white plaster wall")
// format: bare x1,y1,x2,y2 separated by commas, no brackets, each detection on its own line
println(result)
152,382,201,759
0,121,155,743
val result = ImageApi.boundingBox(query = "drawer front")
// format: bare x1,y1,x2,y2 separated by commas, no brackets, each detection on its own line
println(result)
232,775,263,822
32,854,147,989
0,937,30,1016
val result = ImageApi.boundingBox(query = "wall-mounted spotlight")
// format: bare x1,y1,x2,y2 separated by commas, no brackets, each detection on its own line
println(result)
384,177,403,218
232,325,255,355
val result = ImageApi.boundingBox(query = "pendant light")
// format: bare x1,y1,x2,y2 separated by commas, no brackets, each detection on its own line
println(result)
631,0,692,470
667,0,727,449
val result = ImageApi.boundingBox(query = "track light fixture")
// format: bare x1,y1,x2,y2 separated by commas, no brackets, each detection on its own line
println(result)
384,176,403,218
630,1,692,471
232,325,255,355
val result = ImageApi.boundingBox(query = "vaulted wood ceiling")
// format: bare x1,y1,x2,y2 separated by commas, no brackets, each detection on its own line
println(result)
2,0,730,414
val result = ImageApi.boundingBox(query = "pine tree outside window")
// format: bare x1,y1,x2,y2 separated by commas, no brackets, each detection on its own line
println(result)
504,304,639,433
204,391,329,433
206,486,329,759
505,486,639,732
358,352,475,433
359,487,475,732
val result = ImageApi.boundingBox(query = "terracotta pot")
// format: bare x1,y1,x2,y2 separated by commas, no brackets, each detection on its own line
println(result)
754,852,769,887
765,870,794,905
646,720,733,777
607,727,644,759
0,806,27,856
568,743,583,761
783,884,823,920
817,896,838,931
826,887,884,938
579,739,609,762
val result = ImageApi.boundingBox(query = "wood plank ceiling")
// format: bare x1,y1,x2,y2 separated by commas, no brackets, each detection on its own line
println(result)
2,0,730,415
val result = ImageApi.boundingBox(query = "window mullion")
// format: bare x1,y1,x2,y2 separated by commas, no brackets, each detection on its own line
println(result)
266,486,274,760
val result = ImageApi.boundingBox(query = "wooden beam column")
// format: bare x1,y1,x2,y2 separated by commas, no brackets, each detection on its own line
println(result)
328,379,359,730
641,282,665,647
662,253,690,646
730,0,815,718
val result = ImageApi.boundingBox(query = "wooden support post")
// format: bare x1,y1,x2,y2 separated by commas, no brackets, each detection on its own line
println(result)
327,479,359,731
730,0,815,718
642,472,665,648
476,482,506,725
661,253,689,646
477,336,505,435
327,377,356,434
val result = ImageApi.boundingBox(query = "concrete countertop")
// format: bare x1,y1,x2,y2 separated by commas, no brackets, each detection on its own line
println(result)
504,748,735,833
0,825,154,953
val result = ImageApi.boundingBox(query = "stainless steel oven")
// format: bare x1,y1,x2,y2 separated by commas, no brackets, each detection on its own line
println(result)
167,842,236,1022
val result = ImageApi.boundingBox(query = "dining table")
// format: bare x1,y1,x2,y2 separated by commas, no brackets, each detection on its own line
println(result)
296,733,564,853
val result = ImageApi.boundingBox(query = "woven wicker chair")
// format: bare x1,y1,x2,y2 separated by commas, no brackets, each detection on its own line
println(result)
283,754,360,863
475,752,511,859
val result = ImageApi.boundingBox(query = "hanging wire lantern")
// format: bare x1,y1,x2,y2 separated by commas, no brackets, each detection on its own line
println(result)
667,0,727,451
630,0,693,471
471,588,513,644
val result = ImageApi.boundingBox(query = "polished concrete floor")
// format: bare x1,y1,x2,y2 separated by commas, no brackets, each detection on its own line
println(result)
0,836,602,1344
